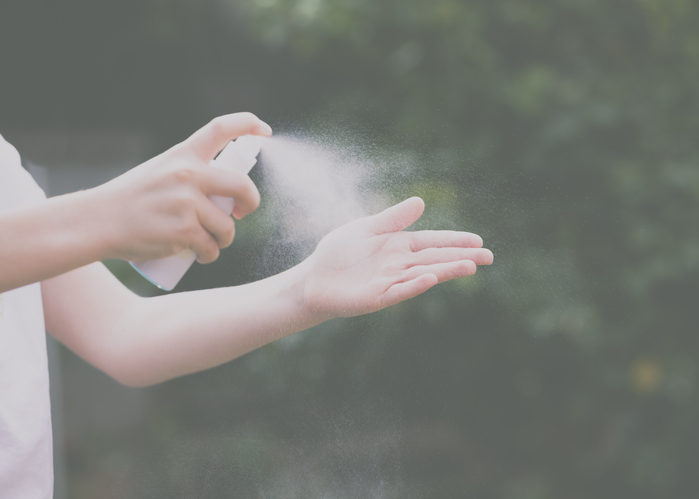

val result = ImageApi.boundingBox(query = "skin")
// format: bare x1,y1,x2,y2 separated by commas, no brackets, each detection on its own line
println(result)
0,114,268,292
1,112,493,387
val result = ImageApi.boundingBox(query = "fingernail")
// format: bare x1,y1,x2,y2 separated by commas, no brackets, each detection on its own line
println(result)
260,121,273,136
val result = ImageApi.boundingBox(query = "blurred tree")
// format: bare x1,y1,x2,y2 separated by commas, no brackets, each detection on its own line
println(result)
236,0,699,497
2,0,699,497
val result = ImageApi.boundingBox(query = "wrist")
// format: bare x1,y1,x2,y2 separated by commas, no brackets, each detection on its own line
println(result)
79,182,138,261
279,259,335,329
63,188,120,261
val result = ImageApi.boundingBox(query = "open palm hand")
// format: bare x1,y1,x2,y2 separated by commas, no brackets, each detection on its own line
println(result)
299,197,493,318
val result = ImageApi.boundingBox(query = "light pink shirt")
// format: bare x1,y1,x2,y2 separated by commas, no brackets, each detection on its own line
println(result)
0,134,53,498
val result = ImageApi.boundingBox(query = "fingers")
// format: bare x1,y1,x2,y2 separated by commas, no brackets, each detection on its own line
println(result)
401,260,478,283
175,193,238,264
198,195,237,250
382,274,439,309
189,224,223,264
379,242,491,307
410,230,483,250
183,113,273,162
198,168,261,218
366,197,425,235
412,247,494,266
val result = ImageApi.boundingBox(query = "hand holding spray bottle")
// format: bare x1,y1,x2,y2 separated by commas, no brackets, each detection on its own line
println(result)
130,135,264,291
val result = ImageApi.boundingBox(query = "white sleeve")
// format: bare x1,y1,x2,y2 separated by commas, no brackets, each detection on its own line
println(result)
0,133,47,210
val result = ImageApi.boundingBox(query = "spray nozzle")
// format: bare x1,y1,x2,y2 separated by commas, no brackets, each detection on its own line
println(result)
130,133,266,291
213,134,265,175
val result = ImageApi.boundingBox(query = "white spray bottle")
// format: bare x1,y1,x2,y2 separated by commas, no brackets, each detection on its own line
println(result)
130,134,264,291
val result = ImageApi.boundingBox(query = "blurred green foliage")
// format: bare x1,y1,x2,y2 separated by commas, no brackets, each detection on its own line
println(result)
3,0,699,497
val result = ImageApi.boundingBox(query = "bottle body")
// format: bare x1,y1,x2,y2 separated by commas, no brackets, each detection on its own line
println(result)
130,195,235,291
130,135,262,291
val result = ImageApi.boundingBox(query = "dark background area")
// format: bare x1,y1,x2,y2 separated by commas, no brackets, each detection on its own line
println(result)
2,0,699,497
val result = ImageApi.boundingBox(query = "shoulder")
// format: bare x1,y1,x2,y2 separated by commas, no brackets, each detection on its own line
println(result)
0,133,22,167
0,133,47,208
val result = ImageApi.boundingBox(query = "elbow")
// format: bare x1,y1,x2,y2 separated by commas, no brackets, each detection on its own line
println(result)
102,355,172,387
96,340,169,388
99,359,154,388
109,370,155,388
95,301,173,388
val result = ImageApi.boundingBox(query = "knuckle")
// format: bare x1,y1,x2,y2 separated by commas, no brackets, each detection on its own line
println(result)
174,224,196,248
239,177,261,209
176,211,200,235
201,242,220,263
168,143,188,156
174,190,199,211
237,111,257,123
167,224,192,255
219,219,236,248
209,115,244,140
171,166,199,185
208,116,226,135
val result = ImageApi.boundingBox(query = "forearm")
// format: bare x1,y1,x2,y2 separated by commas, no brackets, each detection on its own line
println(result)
2,114,272,294
42,196,492,388
109,263,323,386
0,189,113,293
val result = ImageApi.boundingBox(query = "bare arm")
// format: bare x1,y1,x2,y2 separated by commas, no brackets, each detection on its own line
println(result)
0,113,270,293
42,262,314,386
43,197,493,387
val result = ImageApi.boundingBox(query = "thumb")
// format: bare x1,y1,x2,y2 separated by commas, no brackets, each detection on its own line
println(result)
183,112,272,161
367,197,425,234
